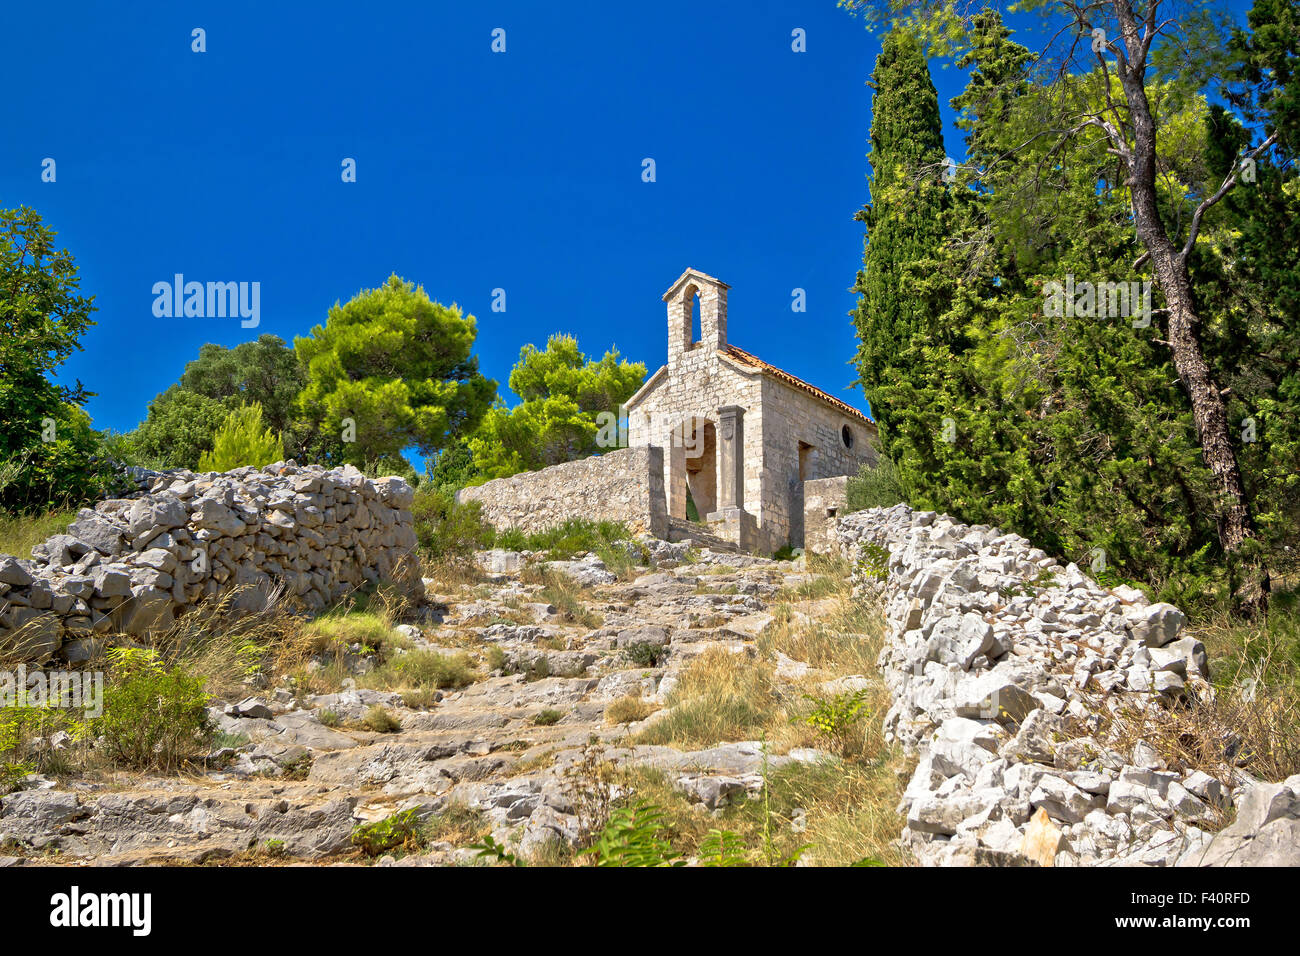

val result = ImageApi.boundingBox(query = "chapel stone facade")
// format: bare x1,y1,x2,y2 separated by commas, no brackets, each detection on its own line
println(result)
624,268,877,553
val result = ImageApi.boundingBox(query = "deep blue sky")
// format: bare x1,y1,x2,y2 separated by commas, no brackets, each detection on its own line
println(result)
3,1,1253,466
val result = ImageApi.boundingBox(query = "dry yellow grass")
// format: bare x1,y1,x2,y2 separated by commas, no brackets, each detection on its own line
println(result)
605,695,660,725
609,554,909,864
1072,598,1300,788
633,647,781,748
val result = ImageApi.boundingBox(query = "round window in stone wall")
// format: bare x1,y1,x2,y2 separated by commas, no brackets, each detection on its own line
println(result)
841,424,854,449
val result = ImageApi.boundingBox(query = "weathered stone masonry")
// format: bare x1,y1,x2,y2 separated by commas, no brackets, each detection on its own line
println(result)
0,463,419,665
456,446,668,539
827,504,1300,867
624,268,878,553
447,269,877,554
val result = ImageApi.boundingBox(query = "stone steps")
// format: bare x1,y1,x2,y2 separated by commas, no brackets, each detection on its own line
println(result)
665,516,742,552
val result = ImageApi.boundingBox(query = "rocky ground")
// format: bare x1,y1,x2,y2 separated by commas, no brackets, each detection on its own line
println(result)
5,506,1296,867
0,539,852,867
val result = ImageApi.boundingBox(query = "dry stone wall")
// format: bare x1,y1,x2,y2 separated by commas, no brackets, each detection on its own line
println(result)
0,463,419,665
829,504,1300,867
457,446,668,539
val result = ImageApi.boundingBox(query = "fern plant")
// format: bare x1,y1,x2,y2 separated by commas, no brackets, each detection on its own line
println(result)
699,829,747,867
469,834,523,866
582,801,684,867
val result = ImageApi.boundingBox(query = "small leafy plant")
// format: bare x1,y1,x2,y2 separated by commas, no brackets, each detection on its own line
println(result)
802,688,871,757
581,802,684,867
624,641,666,667
857,543,890,581
351,808,425,857
469,833,522,866
699,828,747,867
96,648,212,771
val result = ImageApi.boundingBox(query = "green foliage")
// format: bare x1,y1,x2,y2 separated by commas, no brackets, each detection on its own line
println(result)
532,708,564,726
129,387,232,470
409,485,495,560
295,274,495,469
845,455,905,512
180,335,306,438
95,649,212,770
581,801,684,867
493,518,632,561
624,641,666,668
360,704,401,733
425,438,479,493
128,335,305,470
468,833,522,866
1228,0,1300,157
0,509,76,561
351,808,425,856
388,650,477,690
802,688,872,757
197,402,284,473
699,828,748,867
851,26,952,412
843,8,1300,612
857,544,891,581
302,609,399,656
0,206,106,512
469,334,645,479
0,704,89,792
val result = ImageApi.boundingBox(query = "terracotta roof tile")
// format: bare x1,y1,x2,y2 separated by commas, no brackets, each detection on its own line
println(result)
719,344,875,427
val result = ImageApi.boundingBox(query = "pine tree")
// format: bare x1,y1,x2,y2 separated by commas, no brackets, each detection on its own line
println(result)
198,403,284,473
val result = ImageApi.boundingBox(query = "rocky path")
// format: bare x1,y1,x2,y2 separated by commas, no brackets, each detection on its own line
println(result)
0,544,840,867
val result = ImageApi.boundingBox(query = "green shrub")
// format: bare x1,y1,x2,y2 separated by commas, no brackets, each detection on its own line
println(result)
624,641,666,668
0,408,114,515
494,519,632,561
351,808,425,856
845,455,905,512
532,708,564,726
1,706,48,791
197,402,283,472
410,485,494,559
361,705,401,733
801,688,872,757
95,649,212,770
302,611,399,656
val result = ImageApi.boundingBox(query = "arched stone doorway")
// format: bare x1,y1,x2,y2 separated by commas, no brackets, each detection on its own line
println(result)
667,416,717,522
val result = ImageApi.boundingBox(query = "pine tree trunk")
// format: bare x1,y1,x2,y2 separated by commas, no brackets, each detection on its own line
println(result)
1116,33,1269,615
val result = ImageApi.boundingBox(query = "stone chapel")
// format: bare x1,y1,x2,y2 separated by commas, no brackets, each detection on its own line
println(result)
624,268,877,552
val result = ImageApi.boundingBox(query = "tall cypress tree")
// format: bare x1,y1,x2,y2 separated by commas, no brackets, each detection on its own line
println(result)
851,28,951,431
